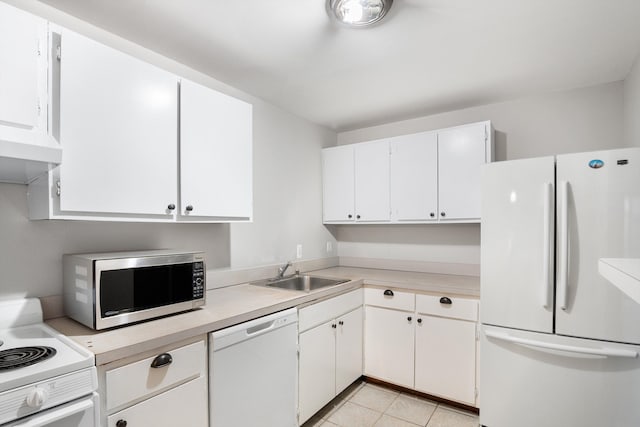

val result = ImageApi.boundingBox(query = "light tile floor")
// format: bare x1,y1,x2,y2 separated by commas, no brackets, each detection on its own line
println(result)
302,381,479,427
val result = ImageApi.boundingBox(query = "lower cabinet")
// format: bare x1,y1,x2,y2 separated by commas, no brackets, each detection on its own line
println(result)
298,289,363,424
98,337,208,427
364,287,479,407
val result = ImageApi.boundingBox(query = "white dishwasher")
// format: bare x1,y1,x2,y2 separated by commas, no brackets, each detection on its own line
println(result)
209,307,298,427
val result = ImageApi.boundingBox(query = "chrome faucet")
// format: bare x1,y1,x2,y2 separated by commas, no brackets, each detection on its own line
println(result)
277,261,292,279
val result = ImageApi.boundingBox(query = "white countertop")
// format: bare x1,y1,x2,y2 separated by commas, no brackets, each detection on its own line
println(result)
47,267,479,365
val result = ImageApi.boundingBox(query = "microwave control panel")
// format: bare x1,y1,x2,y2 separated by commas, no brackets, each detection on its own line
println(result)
193,261,205,299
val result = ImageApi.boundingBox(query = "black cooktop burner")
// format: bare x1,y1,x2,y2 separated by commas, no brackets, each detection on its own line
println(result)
0,346,56,371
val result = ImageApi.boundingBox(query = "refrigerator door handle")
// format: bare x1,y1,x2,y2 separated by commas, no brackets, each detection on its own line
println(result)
484,329,638,358
558,180,570,311
542,182,552,309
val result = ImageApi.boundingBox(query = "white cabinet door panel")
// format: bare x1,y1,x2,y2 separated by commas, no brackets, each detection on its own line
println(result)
323,145,355,222
58,29,177,216
180,79,252,219
390,132,438,221
354,140,390,222
438,123,487,220
299,320,336,424
364,306,414,388
0,2,42,130
0,2,47,148
415,316,476,405
336,307,363,394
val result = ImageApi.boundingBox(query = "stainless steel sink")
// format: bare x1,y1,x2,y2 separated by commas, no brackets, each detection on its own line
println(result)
252,275,349,292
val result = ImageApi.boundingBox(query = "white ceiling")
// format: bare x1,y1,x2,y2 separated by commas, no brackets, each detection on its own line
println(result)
38,0,640,131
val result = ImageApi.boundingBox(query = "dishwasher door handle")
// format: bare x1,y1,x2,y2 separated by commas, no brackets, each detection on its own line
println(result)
246,320,276,336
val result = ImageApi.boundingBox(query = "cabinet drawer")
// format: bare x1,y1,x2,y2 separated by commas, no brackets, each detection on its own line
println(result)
364,287,414,311
105,340,206,411
416,294,478,321
299,288,363,332
107,376,208,427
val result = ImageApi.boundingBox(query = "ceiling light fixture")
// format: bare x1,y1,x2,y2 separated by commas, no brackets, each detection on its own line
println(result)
327,0,393,28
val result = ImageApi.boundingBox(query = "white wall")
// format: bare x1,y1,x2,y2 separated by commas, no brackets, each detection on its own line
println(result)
624,53,640,147
0,0,336,299
336,82,625,267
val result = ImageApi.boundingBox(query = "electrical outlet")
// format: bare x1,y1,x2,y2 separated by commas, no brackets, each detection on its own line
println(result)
326,241,333,253
296,244,303,259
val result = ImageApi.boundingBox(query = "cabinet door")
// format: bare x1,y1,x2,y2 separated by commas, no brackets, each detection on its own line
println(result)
107,377,207,427
437,122,487,220
299,320,337,424
322,145,355,222
390,132,438,221
0,2,47,144
414,316,477,405
354,140,390,222
336,307,363,394
180,79,252,219
57,28,178,216
364,306,414,388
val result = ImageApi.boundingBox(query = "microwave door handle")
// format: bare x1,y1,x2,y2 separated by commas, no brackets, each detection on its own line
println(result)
542,182,552,309
557,180,569,311
12,398,94,427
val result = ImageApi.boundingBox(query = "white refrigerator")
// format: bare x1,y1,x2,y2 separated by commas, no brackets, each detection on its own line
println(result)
480,147,640,427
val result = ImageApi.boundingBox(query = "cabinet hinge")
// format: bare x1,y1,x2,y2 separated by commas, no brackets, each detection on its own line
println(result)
56,180,61,197
484,126,488,142
36,38,41,57
37,99,41,116
476,324,480,341
475,387,479,398
56,45,62,61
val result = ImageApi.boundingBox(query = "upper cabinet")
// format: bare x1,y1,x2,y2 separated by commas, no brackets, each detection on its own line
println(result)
0,3,61,184
180,80,252,220
390,131,438,222
322,121,493,224
322,140,390,223
28,26,253,222
0,2,47,143
437,122,489,220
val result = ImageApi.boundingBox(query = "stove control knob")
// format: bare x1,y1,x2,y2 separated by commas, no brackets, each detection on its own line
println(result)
26,387,49,407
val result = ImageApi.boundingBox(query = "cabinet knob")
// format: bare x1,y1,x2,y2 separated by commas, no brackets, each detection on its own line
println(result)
439,296,452,305
167,203,176,211
417,318,423,324
150,353,173,368
440,212,446,217
348,214,353,219
331,323,337,329
185,205,194,212
116,420,127,427
356,214,361,219
430,212,435,218
407,316,412,322
383,289,394,297
338,320,344,326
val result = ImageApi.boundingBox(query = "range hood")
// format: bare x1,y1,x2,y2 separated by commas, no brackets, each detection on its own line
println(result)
0,140,61,184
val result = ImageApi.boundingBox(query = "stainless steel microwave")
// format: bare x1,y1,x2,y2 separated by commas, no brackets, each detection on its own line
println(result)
63,250,206,330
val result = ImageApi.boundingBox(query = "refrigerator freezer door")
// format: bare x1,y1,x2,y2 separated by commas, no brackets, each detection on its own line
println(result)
480,325,640,427
481,156,555,333
556,148,640,344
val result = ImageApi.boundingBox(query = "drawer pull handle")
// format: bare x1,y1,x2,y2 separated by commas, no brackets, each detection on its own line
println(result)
439,297,452,305
417,318,422,324
150,353,173,368
383,289,394,297
407,316,412,322
116,420,127,427
338,320,344,325
331,323,337,329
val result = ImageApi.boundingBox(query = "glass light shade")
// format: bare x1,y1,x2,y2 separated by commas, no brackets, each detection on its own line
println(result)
328,0,393,27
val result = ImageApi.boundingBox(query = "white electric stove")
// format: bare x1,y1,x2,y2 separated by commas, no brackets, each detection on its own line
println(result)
0,299,98,426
